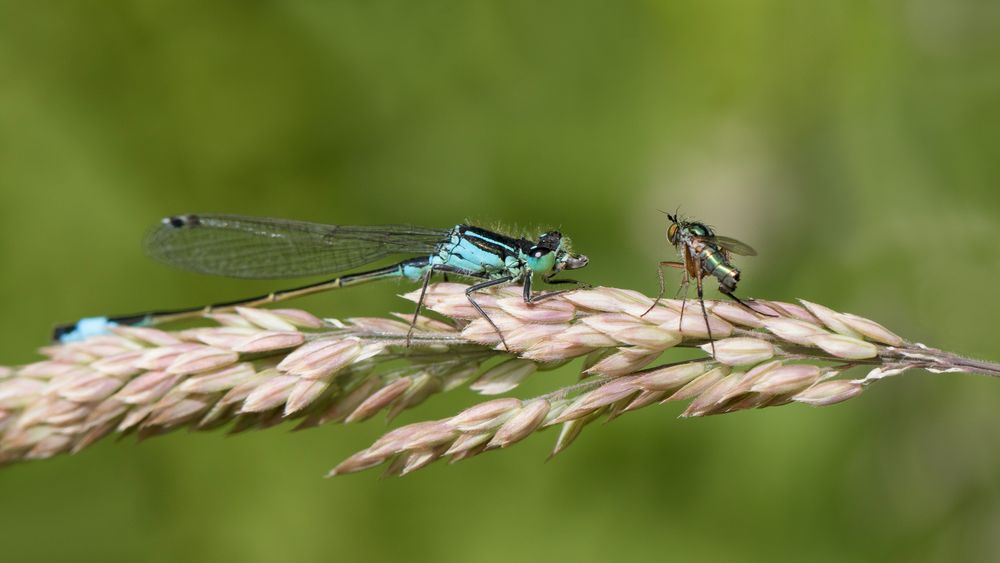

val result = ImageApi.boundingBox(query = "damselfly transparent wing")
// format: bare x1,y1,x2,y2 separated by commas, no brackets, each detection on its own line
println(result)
702,235,758,256
144,214,450,279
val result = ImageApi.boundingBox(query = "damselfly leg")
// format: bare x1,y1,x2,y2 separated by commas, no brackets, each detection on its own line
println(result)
406,266,439,347
539,278,585,286
465,276,516,351
522,275,590,304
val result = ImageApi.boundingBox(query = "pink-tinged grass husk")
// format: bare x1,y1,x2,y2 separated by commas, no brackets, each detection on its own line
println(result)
1,283,996,478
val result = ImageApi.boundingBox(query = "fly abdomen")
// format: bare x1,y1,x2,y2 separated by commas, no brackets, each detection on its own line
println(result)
700,246,740,292
718,271,739,294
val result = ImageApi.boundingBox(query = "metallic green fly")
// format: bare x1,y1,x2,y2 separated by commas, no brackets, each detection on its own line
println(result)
643,212,766,357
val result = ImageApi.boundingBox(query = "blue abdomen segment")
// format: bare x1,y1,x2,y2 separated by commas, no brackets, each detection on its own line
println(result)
400,260,430,281
55,316,120,343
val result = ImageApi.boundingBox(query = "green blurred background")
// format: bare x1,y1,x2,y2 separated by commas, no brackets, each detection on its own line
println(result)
2,1,999,561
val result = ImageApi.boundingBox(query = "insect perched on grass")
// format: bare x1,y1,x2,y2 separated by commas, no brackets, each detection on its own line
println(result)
54,215,590,350
642,212,765,357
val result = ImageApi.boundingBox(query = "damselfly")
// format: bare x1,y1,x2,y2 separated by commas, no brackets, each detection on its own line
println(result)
642,212,764,357
55,215,590,349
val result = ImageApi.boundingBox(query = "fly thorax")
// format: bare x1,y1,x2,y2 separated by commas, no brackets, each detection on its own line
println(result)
688,222,713,238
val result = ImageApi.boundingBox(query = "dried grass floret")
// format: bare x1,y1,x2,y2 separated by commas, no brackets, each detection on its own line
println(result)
1,284,996,475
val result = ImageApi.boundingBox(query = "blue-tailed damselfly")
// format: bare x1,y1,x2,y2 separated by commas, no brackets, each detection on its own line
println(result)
55,214,590,350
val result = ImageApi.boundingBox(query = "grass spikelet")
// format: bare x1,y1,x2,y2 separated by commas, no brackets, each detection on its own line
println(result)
0,283,996,477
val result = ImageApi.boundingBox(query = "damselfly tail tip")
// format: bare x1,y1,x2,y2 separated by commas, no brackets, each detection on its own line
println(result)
51,322,76,342
51,316,118,343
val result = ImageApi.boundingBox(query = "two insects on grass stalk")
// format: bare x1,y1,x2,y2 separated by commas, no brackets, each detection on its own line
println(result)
54,211,760,357
16,211,1000,475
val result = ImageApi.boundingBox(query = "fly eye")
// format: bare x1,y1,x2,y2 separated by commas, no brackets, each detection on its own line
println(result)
530,247,551,258
667,224,678,239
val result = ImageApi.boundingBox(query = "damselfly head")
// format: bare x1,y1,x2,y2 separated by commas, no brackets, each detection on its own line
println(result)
536,231,563,251
527,231,588,274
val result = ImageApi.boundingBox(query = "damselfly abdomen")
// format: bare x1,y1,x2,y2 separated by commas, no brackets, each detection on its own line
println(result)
55,215,589,350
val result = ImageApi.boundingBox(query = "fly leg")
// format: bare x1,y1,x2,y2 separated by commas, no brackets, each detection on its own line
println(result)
468,276,515,352
676,272,690,325
675,261,692,325
694,268,716,359
641,261,686,317
719,286,778,318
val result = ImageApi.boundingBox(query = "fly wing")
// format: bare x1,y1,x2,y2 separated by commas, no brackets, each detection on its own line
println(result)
705,235,758,257
144,214,449,279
